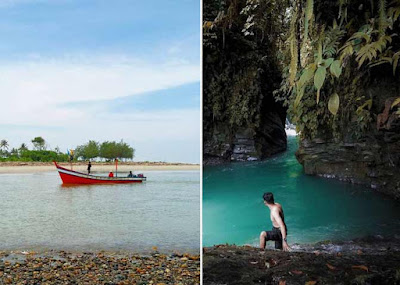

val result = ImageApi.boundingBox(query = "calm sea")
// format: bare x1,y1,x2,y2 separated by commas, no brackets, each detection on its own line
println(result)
0,170,200,253
203,136,400,247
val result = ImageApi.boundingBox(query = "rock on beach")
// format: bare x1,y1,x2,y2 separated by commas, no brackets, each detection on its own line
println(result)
0,250,200,284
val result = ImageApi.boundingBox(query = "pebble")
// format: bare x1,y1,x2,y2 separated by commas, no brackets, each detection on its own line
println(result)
0,250,200,284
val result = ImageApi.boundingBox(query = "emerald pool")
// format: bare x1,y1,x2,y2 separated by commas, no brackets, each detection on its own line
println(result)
203,136,400,247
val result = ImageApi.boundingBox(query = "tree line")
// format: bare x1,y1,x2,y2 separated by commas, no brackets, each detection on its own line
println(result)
0,137,135,162
75,140,134,161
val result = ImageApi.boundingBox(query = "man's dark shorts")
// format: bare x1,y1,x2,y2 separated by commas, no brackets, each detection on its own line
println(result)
265,227,283,249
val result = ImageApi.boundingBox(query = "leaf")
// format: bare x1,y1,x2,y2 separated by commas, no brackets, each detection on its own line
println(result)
298,65,316,87
303,0,314,44
294,85,306,107
356,99,373,114
352,265,369,272
305,281,317,285
279,280,286,285
291,270,303,275
330,60,342,78
314,66,326,90
328,93,340,115
392,97,400,109
326,263,336,270
323,58,334,67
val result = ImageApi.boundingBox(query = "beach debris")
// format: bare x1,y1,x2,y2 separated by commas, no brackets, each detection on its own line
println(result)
352,265,369,272
326,263,336,270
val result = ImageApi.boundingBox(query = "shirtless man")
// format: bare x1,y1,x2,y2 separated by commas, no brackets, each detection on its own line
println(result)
259,192,290,251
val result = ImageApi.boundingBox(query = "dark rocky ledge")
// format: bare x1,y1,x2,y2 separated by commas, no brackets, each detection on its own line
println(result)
296,128,400,200
203,237,400,285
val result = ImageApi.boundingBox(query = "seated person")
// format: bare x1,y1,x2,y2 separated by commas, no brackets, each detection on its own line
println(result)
108,171,114,177
128,171,133,178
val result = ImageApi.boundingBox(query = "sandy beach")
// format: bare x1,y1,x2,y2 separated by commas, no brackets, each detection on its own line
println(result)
0,162,199,173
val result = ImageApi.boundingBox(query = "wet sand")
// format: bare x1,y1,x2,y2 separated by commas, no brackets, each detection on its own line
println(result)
0,250,200,284
0,162,199,173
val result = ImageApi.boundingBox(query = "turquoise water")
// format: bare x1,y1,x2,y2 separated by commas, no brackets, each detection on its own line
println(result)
0,170,200,253
203,136,400,247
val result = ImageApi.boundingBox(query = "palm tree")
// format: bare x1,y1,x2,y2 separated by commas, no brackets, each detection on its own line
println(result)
10,148,18,157
0,139,9,151
19,143,28,151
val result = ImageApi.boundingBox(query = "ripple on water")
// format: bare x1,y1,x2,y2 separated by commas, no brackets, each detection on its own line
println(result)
0,170,200,253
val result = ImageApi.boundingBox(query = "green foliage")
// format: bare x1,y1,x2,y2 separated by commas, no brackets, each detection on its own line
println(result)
0,150,69,162
328,93,340,115
31,136,46,151
330,60,342,78
314,66,326,103
0,139,9,151
277,0,400,140
0,138,134,162
99,140,134,161
75,140,100,160
19,143,28,151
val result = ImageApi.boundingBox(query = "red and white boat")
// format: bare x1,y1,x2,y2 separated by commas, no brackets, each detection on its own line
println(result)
54,161,146,184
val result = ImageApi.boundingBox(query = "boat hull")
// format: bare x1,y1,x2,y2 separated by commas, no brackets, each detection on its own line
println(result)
54,162,146,184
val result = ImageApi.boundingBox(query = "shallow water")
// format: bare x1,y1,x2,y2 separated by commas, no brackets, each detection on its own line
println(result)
0,170,200,253
203,136,400,247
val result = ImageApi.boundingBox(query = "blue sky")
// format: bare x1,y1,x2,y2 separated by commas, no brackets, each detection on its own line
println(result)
0,0,200,163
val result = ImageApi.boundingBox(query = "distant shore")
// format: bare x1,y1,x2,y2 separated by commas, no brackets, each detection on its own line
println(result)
0,161,199,173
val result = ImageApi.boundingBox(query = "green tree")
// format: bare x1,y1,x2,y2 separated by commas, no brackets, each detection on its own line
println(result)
0,139,9,151
116,140,135,161
98,140,135,161
10,148,19,157
75,140,100,160
19,143,28,151
31,137,46,151
99,141,116,161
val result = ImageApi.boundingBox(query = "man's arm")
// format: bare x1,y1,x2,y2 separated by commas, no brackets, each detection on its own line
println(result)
272,210,290,251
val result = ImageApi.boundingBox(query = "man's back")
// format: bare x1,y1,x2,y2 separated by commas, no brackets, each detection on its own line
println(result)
270,203,285,228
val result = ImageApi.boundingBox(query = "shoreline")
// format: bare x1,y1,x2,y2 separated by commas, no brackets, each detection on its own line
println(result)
204,236,400,284
0,250,200,284
0,162,199,173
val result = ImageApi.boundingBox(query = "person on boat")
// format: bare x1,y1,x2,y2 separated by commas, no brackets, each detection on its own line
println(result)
259,192,290,251
87,161,92,174
108,171,114,177
127,171,133,177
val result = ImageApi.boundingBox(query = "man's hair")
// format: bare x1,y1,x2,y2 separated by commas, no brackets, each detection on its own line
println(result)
263,192,274,204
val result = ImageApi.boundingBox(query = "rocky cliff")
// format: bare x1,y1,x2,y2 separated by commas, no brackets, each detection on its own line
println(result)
203,1,287,165
296,65,400,200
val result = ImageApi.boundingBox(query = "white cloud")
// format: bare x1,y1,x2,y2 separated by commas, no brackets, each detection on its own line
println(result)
0,55,200,162
0,55,199,126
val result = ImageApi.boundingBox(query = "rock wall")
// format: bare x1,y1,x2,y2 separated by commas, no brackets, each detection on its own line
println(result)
203,1,287,165
296,78,400,199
